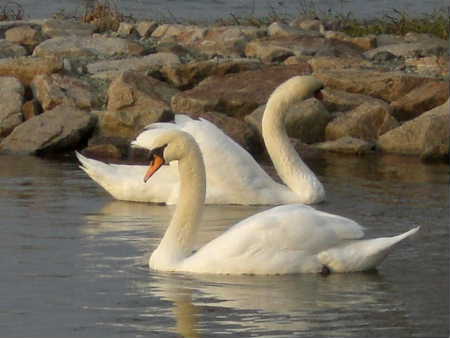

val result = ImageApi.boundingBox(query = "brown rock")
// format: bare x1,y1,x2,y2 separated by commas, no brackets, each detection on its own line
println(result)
245,40,294,63
160,58,261,89
406,55,449,77
390,81,449,121
171,64,313,118
0,39,28,58
136,21,158,38
315,69,437,103
0,56,63,85
31,74,96,111
41,19,97,37
325,102,399,141
22,99,42,120
107,71,179,115
377,100,449,158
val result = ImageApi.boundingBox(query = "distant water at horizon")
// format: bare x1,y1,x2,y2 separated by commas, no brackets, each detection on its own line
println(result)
11,0,450,22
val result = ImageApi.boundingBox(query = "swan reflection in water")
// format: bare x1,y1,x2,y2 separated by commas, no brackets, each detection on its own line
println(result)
82,200,415,338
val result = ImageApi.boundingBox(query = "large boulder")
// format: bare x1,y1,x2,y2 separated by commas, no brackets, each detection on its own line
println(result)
390,81,449,121
0,104,96,154
97,71,178,141
41,19,97,37
325,102,398,141
31,74,97,111
0,56,63,85
171,64,313,118
307,56,373,71
33,36,145,58
0,39,28,58
314,69,437,103
160,58,261,89
377,100,449,159
0,77,24,137
245,98,331,144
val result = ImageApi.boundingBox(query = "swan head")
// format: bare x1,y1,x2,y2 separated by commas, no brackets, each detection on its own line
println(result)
266,75,324,114
134,130,197,182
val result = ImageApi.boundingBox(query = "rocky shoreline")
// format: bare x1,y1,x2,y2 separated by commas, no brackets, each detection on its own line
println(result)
0,18,448,163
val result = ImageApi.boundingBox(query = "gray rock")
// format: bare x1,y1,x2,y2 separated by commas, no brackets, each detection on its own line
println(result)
33,36,145,58
364,40,447,59
0,77,24,137
87,52,181,80
41,19,97,37
0,104,97,154
0,39,28,58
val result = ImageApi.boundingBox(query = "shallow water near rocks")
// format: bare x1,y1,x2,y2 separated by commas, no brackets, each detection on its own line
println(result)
0,154,448,337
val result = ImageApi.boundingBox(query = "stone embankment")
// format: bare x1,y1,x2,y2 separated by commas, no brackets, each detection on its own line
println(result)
0,18,448,162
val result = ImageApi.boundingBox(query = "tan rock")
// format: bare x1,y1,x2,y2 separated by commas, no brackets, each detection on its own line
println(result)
315,69,437,102
325,102,399,141
31,74,96,111
377,100,449,158
364,40,447,59
117,22,135,37
390,81,449,121
245,40,294,63
325,31,376,50
268,22,314,38
151,24,207,43
290,18,324,32
0,91,23,137
5,25,44,50
171,64,313,118
0,56,63,85
406,55,449,77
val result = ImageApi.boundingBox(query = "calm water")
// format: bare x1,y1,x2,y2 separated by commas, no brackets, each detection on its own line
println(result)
0,153,448,337
13,0,449,21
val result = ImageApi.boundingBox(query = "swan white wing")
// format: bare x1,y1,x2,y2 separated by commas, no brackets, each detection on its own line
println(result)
180,204,364,274
76,152,178,203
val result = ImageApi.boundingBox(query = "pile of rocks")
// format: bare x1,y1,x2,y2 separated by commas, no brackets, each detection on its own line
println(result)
0,17,447,162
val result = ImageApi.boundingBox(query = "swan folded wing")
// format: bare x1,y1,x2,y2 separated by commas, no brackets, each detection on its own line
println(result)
180,205,364,274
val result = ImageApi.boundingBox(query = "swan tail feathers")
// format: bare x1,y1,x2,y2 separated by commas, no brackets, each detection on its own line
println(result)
318,226,420,273
75,151,115,182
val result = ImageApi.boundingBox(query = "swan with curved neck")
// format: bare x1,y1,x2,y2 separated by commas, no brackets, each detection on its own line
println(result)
77,76,326,205
139,130,419,274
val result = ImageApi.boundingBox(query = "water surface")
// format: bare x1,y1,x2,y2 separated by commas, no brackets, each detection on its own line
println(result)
0,154,448,337
12,0,450,21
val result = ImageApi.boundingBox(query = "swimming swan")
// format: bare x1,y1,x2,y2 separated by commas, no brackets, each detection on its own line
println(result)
140,129,419,274
77,75,326,205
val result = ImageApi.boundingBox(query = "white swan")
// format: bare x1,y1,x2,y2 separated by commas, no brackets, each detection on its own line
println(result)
140,129,419,274
77,75,325,205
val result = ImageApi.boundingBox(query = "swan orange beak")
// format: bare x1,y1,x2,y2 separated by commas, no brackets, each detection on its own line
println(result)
144,154,165,183
314,89,323,101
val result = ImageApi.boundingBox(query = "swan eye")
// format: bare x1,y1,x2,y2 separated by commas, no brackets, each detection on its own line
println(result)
148,145,167,163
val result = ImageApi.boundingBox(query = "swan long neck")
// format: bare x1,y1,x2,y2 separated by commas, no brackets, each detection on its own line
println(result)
262,92,325,204
152,143,206,268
